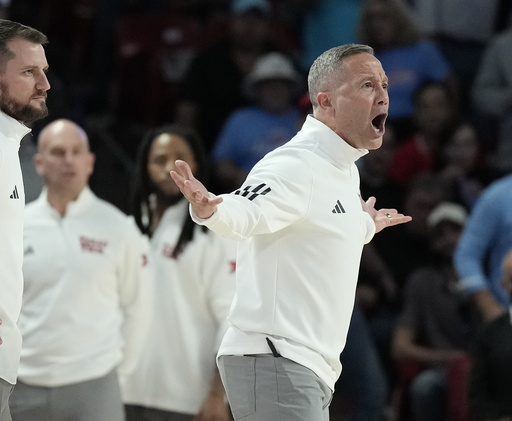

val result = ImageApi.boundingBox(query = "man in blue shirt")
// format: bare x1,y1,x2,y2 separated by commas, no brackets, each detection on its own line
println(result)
455,174,512,322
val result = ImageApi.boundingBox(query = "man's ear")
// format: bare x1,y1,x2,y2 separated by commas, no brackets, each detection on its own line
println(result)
316,92,331,110
87,152,96,176
33,154,44,176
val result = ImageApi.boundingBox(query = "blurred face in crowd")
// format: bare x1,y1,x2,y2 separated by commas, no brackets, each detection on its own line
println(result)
256,79,294,114
443,123,480,172
404,184,444,236
148,133,198,198
35,120,94,197
230,10,269,50
431,221,464,259
0,38,50,123
317,53,389,151
364,1,396,48
414,85,454,136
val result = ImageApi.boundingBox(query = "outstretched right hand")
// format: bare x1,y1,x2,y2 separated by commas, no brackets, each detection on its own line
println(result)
170,160,223,219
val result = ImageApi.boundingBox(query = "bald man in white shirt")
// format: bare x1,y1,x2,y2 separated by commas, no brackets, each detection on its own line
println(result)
9,119,150,421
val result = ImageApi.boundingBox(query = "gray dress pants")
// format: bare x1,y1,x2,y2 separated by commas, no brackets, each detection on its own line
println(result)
0,378,13,421
9,369,124,421
218,354,332,421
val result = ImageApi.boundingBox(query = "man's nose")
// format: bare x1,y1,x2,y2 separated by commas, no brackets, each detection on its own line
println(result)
37,72,51,91
377,87,389,105
64,152,76,163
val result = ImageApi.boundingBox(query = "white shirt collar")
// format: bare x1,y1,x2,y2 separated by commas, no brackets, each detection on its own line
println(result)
0,110,32,143
294,115,368,170
37,186,95,217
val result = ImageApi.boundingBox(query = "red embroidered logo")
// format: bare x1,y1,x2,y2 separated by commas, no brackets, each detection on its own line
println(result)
162,243,175,259
80,236,107,254
230,260,236,273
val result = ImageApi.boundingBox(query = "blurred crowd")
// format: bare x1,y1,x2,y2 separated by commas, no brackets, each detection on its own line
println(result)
4,0,512,420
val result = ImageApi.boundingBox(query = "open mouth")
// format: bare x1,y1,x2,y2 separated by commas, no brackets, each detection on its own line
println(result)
371,113,387,134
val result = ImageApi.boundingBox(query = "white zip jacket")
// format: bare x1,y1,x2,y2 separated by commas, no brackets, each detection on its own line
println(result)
0,111,31,385
121,200,236,414
193,115,376,390
18,187,151,387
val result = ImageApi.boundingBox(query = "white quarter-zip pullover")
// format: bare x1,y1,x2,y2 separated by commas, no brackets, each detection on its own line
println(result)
18,187,151,387
193,115,375,390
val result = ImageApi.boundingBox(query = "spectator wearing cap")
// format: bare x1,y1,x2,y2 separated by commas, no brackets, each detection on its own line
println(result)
469,248,512,421
211,51,304,193
391,202,478,421
175,0,284,154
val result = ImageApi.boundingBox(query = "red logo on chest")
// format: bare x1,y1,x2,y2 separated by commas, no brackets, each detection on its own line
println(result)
80,236,107,254
161,243,175,259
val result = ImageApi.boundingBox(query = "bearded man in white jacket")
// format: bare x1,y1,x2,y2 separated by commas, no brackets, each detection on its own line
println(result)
171,43,411,421
0,18,50,421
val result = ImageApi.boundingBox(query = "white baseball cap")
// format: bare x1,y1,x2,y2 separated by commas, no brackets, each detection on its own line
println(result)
244,52,302,98
427,202,468,229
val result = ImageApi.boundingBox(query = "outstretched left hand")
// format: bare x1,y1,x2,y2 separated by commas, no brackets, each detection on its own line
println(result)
361,196,412,234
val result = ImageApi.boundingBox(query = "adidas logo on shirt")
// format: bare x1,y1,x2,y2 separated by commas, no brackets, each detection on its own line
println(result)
10,185,20,199
332,200,345,214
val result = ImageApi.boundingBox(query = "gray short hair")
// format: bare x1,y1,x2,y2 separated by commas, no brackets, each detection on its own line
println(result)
0,19,48,73
308,44,374,109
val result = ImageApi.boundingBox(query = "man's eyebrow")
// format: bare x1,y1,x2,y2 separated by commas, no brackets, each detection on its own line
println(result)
357,73,380,81
358,73,389,84
20,64,50,72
